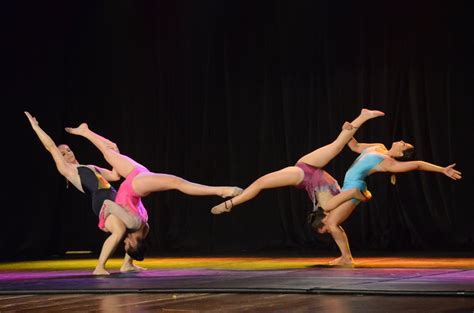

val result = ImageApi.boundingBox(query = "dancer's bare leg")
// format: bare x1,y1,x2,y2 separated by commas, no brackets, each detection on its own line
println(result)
297,108,384,167
210,110,383,215
322,201,358,266
66,124,243,198
323,189,371,212
132,172,243,198
65,123,139,178
94,215,127,275
211,166,304,214
120,253,147,273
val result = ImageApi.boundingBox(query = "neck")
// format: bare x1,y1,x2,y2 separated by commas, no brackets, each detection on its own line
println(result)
386,148,398,158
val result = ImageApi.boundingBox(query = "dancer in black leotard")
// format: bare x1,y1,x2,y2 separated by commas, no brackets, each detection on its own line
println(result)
25,111,146,275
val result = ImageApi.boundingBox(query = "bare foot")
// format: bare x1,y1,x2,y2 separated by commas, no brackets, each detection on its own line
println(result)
93,267,110,275
221,187,243,198
361,108,385,119
361,189,372,202
211,199,233,215
329,256,354,267
65,123,89,135
120,263,147,273
353,189,372,202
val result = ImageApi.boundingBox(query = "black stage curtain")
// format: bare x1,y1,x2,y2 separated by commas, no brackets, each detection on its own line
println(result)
3,0,472,260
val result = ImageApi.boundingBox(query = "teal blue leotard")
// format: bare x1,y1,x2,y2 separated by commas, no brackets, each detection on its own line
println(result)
342,147,385,201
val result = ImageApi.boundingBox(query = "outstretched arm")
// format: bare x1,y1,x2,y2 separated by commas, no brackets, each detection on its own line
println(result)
381,159,462,180
24,111,74,177
347,137,385,154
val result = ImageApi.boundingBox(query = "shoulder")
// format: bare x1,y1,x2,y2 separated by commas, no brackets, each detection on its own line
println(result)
373,144,387,150
364,145,386,154
83,164,100,172
380,157,412,172
61,164,80,180
368,145,389,156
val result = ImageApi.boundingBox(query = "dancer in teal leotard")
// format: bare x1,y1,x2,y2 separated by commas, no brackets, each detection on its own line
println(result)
341,147,386,203
314,136,462,266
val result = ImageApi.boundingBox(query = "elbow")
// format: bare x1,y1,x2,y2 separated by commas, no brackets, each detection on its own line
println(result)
414,162,424,171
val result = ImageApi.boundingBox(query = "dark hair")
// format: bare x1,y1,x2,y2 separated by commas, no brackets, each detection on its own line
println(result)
307,207,327,232
394,147,415,161
126,239,147,261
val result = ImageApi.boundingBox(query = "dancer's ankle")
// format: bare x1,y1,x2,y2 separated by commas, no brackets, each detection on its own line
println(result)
224,199,234,211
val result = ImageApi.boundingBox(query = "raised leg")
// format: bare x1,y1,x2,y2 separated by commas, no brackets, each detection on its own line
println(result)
211,166,304,214
131,172,243,198
297,108,384,168
66,123,142,178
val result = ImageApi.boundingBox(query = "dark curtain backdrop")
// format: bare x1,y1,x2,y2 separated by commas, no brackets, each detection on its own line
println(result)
4,0,472,260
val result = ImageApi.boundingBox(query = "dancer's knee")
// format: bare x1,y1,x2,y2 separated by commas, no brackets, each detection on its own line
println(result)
248,179,266,194
326,221,341,233
112,223,126,234
106,215,127,235
103,200,113,215
168,175,186,189
103,150,118,163
253,178,265,189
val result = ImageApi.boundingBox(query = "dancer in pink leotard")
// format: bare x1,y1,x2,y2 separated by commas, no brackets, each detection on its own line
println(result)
65,123,243,262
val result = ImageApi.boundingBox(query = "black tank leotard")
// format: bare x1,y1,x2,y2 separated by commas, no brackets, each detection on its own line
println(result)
77,166,116,216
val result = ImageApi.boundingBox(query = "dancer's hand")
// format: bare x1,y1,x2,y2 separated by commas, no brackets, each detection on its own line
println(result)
106,141,119,152
443,163,461,180
24,111,39,128
342,121,355,130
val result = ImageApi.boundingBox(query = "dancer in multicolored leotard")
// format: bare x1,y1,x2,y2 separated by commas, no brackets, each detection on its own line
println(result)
64,122,244,262
25,112,145,275
314,136,462,266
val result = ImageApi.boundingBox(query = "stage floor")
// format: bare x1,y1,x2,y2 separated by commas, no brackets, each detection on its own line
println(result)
1,255,474,295
1,255,473,311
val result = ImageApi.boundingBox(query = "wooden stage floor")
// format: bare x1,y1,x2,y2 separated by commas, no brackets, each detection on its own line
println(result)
1,255,473,312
